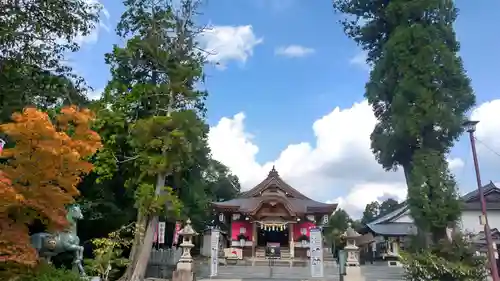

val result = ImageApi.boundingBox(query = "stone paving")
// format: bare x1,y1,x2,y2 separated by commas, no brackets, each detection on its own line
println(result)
361,265,404,281
195,264,405,280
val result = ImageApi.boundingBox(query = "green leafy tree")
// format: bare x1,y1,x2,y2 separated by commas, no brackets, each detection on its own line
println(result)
328,209,351,233
0,0,101,122
351,219,364,232
204,159,241,202
379,198,399,216
333,0,478,278
325,209,352,251
361,201,379,225
84,224,135,281
92,0,218,280
407,149,461,242
333,0,474,242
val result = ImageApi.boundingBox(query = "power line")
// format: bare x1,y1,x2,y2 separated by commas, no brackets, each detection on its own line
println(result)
474,137,500,159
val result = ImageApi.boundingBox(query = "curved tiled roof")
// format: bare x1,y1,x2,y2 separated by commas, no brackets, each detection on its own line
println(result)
240,166,310,199
212,167,337,214
213,197,336,214
461,181,497,202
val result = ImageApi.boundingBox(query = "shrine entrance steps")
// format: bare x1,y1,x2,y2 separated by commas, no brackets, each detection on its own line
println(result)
207,265,340,280
194,263,404,280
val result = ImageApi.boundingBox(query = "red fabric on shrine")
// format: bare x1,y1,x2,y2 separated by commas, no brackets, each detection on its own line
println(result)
231,221,253,240
293,221,316,240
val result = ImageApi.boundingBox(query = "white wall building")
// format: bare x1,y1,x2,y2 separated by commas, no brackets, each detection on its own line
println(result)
367,182,500,236
460,182,500,234
361,182,500,258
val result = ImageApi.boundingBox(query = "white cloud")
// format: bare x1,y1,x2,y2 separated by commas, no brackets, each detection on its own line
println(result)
87,87,104,100
447,157,465,170
74,0,111,46
471,99,500,155
208,100,405,216
199,25,263,68
275,45,315,58
208,99,494,217
332,182,408,214
349,51,370,71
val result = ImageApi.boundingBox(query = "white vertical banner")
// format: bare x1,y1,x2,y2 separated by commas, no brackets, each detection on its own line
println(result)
158,222,166,244
309,228,324,278
210,229,220,277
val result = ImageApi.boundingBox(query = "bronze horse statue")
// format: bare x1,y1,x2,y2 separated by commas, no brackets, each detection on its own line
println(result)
30,204,86,276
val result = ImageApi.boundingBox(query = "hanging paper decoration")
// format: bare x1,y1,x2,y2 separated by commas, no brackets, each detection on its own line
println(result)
260,222,290,232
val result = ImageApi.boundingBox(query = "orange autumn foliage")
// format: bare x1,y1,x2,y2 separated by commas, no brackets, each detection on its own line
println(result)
0,106,102,266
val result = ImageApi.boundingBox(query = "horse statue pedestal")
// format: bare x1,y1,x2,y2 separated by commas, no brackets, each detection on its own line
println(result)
30,204,87,276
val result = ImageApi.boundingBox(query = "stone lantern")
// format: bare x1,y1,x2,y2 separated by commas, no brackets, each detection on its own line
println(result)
172,218,198,281
343,223,361,267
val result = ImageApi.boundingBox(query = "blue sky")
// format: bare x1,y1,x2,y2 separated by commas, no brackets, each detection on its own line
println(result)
74,0,500,216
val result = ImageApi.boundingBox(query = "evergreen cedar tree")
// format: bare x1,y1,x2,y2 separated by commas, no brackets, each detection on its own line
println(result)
0,106,102,266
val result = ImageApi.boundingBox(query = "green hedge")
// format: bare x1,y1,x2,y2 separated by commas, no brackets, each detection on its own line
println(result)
400,235,488,281
19,263,82,281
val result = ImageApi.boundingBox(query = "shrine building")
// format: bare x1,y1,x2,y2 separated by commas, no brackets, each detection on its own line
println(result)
211,167,337,260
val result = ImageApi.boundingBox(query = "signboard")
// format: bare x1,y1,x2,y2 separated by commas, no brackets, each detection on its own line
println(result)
210,230,220,277
338,250,346,276
172,221,181,246
265,244,281,258
158,222,166,244
224,248,243,259
309,228,324,278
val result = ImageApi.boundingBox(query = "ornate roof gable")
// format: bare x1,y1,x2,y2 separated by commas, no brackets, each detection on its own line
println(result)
241,166,310,200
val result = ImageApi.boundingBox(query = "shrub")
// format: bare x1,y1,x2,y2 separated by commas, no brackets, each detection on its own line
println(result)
401,234,487,281
19,263,82,281
84,224,133,281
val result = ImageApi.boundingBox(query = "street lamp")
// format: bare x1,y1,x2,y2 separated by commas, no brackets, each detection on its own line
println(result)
463,120,499,281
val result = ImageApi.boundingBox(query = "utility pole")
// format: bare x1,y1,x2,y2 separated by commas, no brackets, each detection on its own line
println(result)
463,120,499,281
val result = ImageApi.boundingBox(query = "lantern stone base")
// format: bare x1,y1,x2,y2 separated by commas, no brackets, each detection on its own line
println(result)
171,269,194,281
345,266,365,281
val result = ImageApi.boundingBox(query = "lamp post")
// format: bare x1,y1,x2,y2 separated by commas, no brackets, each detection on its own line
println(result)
463,120,499,281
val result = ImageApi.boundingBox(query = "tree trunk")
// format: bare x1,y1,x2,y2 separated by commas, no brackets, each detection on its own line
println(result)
129,215,159,281
117,210,148,281
127,172,167,281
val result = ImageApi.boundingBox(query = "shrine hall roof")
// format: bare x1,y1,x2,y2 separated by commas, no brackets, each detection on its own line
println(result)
212,197,336,214
212,167,337,215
